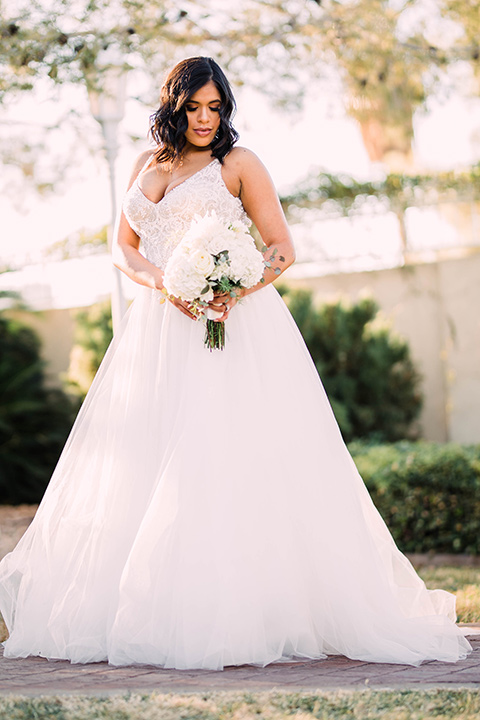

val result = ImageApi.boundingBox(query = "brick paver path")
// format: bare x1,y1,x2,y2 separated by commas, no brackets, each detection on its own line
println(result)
0,632,478,695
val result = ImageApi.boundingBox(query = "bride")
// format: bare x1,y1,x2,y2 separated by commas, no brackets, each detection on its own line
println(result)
0,56,472,670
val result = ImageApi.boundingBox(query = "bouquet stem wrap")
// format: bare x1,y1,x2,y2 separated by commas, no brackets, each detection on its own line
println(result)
205,316,225,351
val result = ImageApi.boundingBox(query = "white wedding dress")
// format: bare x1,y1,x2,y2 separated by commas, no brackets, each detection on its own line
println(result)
0,157,472,670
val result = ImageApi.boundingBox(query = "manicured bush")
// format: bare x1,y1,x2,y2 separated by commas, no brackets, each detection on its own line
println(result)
279,286,422,441
350,440,480,554
0,314,75,504
66,300,113,398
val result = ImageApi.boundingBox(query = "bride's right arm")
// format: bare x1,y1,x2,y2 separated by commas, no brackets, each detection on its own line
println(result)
113,152,198,320
112,152,165,291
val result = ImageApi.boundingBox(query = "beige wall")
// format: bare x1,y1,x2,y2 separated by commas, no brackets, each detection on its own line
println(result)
285,251,480,443
12,308,77,388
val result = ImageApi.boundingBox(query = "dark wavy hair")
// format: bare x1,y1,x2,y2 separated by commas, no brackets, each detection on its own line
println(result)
149,57,239,166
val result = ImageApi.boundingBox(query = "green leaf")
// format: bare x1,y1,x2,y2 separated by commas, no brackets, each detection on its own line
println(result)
261,245,268,252
200,285,211,295
265,261,271,268
274,267,282,275
260,278,265,283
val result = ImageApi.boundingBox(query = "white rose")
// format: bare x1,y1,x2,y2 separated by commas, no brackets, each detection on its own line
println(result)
191,249,215,277
205,229,234,256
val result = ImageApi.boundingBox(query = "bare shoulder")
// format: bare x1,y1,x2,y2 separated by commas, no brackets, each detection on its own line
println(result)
126,150,152,188
223,147,273,200
127,149,167,190
135,149,156,170
224,146,267,174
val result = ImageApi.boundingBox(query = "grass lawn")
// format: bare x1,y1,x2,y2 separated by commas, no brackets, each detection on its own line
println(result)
1,689,480,720
417,566,480,623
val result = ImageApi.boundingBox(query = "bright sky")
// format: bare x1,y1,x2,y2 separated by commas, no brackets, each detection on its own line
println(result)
1,70,480,269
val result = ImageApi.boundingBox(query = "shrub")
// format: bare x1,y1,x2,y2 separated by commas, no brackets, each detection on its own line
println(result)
66,300,113,398
0,314,75,504
350,440,480,554
280,286,422,441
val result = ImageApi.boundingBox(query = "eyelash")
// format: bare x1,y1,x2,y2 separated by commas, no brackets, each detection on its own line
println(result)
185,106,221,113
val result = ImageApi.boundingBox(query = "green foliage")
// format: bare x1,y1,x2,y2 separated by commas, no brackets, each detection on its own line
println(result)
44,225,108,261
2,0,477,103
441,1,480,79
332,0,428,156
350,441,480,554
2,0,480,185
0,314,75,504
66,300,113,398
74,300,113,371
282,287,422,441
2,0,480,210
281,164,480,220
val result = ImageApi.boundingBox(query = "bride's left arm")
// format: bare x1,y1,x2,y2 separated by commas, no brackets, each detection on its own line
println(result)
212,148,295,319
237,148,295,295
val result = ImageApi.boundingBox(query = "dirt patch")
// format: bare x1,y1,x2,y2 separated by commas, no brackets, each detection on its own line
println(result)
0,505,38,562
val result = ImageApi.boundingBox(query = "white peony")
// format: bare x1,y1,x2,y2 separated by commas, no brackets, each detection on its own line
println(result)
163,253,208,301
183,211,252,258
228,238,265,287
183,211,228,252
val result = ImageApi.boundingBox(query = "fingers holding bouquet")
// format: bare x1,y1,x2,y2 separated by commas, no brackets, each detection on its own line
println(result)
167,291,239,323
172,297,199,320
160,290,201,320
208,291,241,321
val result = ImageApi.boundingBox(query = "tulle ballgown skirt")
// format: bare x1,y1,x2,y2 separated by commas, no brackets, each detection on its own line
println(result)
0,285,472,669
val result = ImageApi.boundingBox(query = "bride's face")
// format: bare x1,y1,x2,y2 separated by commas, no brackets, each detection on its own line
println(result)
183,80,222,150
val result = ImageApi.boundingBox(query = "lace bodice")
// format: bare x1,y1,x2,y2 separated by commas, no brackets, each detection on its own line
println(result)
122,156,251,270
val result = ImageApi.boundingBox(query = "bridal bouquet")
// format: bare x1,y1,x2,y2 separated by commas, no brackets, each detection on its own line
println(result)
162,211,281,350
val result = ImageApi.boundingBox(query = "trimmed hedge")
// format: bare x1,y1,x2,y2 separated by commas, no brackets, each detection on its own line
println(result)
0,313,75,504
278,286,422,442
349,441,480,555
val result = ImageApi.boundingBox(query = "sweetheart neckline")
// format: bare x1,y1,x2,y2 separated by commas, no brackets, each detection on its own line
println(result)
134,158,242,207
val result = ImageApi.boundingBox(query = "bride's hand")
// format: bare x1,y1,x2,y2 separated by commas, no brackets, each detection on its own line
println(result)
167,295,201,321
208,290,242,321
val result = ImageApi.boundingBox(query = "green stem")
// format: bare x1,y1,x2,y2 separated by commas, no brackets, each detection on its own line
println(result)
205,319,225,351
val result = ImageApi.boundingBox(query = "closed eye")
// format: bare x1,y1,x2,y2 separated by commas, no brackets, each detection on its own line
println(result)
185,105,221,113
